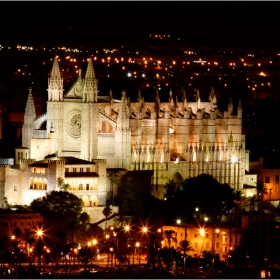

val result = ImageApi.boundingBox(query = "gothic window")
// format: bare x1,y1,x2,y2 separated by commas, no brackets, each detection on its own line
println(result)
79,184,83,190
80,168,83,172
265,176,270,183
65,168,69,173
216,233,219,238
276,175,279,184
21,152,23,159
86,184,89,190
73,168,76,172
17,152,20,161
87,167,90,172
13,185,17,191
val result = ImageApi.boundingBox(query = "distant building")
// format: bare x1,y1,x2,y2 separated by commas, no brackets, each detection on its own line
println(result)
0,212,42,236
162,224,243,261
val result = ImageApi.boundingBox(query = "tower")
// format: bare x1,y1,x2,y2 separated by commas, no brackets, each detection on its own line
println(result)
22,88,36,149
47,57,63,102
114,91,131,168
81,58,99,161
82,58,98,103
46,57,64,156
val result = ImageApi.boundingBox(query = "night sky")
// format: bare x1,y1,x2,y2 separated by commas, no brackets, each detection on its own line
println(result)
1,2,280,48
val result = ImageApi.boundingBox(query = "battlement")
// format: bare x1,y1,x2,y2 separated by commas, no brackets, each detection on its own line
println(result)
20,159,36,164
93,159,106,163
48,160,66,164
0,164,10,168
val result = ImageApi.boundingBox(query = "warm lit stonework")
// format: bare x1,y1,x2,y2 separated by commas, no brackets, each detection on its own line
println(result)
0,57,256,219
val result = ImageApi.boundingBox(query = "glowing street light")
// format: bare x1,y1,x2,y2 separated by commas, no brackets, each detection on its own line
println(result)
142,226,147,233
199,228,205,237
176,219,181,225
125,225,130,232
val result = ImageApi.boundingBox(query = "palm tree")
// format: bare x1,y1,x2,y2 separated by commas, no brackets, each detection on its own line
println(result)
163,230,177,249
109,176,120,206
243,195,258,226
102,206,112,230
177,240,193,254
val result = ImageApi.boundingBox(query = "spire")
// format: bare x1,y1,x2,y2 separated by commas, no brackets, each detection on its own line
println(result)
196,89,200,102
116,91,129,129
155,90,160,118
182,90,187,110
169,90,174,111
209,87,217,110
137,90,142,103
48,57,63,101
228,98,233,116
24,88,36,121
196,89,201,111
83,58,98,102
109,90,113,105
238,98,242,118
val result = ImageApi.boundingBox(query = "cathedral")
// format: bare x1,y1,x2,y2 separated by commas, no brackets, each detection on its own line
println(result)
0,57,256,220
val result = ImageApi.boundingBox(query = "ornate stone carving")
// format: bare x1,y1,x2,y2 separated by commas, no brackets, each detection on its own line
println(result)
75,83,83,97
66,110,81,138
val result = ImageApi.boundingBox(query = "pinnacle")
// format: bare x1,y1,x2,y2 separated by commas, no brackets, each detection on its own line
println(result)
85,58,95,80
50,57,62,80
25,88,36,117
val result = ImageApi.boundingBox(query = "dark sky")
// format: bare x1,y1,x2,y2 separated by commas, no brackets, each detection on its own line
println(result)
1,1,280,48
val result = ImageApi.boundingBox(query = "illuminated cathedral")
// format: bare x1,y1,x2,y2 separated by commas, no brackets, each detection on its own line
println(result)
0,57,256,217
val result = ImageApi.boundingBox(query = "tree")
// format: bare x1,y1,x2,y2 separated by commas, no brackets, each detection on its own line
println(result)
79,212,90,225
30,191,83,222
108,176,120,206
163,230,177,250
177,240,193,255
163,174,235,224
102,206,112,230
56,177,70,191
30,191,84,252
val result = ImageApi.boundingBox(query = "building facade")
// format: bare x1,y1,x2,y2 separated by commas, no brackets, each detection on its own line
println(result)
0,57,255,213
162,224,243,261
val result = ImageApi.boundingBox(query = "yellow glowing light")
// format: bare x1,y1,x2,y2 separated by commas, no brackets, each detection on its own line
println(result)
125,225,130,231
199,228,205,236
136,242,140,247
142,227,148,233
176,219,181,225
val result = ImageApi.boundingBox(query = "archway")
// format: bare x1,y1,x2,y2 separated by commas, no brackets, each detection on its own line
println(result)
82,195,90,207
172,172,184,190
90,195,99,207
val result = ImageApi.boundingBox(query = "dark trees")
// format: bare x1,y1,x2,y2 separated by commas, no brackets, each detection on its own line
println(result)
163,174,235,224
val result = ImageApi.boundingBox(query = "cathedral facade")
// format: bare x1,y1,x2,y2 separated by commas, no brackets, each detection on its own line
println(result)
0,57,256,212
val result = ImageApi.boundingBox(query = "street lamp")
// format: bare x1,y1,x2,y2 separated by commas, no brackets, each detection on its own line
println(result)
35,229,44,274
142,226,147,233
135,242,140,265
109,247,114,267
